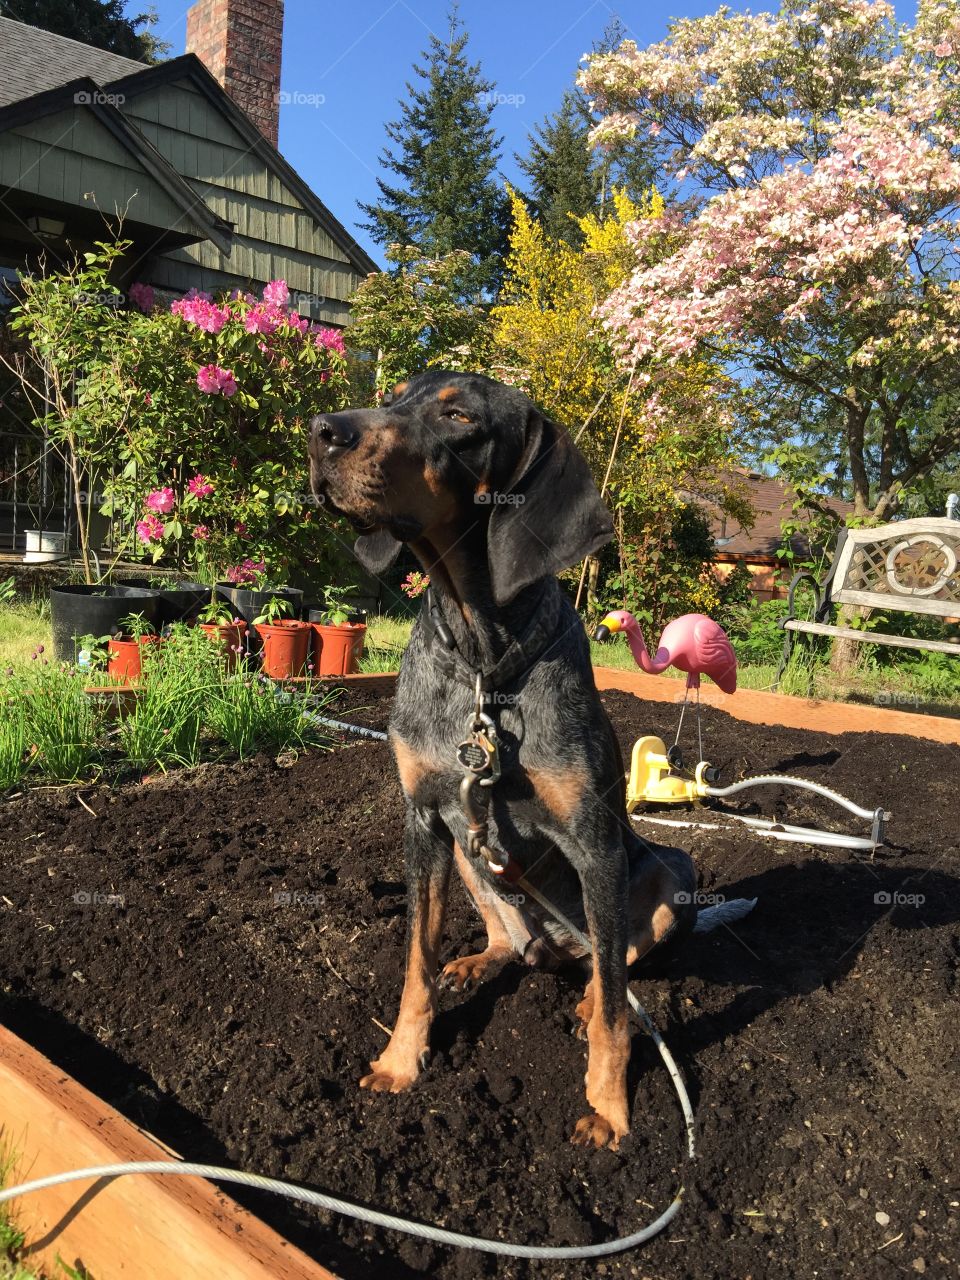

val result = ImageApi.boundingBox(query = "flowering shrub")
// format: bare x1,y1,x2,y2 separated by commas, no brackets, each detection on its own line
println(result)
94,258,354,578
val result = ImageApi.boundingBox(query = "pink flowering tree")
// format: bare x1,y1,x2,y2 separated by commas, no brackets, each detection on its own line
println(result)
579,0,960,522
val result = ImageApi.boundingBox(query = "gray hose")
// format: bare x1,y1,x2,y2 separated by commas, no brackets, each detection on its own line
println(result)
703,773,878,821
308,713,389,742
0,1161,683,1258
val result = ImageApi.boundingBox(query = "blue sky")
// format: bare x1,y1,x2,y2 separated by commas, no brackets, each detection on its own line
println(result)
139,0,918,265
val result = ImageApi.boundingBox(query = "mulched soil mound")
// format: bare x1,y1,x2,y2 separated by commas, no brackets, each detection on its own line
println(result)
0,687,958,1280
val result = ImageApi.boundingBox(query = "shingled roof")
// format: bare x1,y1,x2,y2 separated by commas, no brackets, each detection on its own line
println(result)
0,18,149,107
704,471,854,560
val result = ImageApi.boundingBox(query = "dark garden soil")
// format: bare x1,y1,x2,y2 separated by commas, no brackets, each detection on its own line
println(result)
0,688,958,1280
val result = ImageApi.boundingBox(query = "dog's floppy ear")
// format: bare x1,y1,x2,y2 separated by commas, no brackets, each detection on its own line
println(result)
353,529,402,575
487,408,613,605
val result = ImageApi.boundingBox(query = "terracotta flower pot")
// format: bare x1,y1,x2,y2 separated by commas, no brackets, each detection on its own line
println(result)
257,618,310,679
310,621,366,676
199,621,247,671
107,634,161,684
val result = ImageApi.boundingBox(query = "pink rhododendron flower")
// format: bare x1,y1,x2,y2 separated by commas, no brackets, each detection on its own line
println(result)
234,521,248,536
187,474,215,498
312,326,346,354
263,279,290,306
196,364,238,397
129,282,154,313
171,293,229,334
227,558,267,585
192,524,210,541
244,305,280,336
145,487,175,515
136,515,165,544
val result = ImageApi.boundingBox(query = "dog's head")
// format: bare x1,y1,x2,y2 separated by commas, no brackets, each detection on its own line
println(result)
309,370,613,603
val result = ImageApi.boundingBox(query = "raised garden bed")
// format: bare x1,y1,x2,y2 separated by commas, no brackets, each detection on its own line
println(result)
0,681,957,1279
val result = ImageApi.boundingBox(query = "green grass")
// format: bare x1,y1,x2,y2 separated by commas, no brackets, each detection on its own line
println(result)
0,600,50,667
359,614,412,673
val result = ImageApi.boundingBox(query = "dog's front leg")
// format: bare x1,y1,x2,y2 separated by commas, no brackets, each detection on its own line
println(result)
360,807,452,1093
572,843,631,1149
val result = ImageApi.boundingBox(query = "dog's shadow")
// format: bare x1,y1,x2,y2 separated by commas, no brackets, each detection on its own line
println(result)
432,858,960,1109
628,857,960,1104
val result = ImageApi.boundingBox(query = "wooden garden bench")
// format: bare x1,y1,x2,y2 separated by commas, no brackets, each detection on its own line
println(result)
779,516,960,675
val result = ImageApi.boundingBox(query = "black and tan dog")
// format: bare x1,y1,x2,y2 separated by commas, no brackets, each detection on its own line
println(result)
309,370,697,1149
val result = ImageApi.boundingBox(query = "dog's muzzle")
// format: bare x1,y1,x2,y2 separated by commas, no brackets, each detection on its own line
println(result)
310,413,359,460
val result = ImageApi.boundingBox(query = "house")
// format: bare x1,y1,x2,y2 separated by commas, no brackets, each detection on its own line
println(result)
0,3,376,553
703,470,854,602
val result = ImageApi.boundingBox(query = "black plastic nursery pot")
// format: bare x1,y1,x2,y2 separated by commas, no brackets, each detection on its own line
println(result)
49,584,161,662
156,581,214,626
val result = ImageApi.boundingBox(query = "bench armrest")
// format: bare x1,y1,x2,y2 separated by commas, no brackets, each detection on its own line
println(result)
781,569,824,629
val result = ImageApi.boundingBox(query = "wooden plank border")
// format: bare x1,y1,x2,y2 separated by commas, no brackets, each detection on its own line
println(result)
0,1025,337,1280
591,666,960,746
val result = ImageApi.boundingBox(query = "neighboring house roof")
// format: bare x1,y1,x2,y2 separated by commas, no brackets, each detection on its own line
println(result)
0,17,147,107
705,471,854,561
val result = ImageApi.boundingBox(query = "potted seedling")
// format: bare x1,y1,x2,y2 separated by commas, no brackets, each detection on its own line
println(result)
308,585,366,677
107,612,162,684
198,596,247,671
253,596,310,679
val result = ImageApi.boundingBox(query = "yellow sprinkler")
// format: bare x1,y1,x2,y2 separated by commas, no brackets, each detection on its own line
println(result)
625,736,720,812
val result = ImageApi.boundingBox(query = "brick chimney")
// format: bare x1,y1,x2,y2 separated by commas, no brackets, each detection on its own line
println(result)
185,0,284,147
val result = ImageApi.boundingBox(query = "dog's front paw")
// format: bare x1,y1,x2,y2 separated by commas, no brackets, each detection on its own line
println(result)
570,1111,627,1150
440,946,511,991
359,1051,425,1094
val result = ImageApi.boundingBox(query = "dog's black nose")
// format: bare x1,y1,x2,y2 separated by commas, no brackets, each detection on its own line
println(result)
312,414,359,458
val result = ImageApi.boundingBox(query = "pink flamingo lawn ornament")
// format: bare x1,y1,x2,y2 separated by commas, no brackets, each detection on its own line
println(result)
594,609,737,759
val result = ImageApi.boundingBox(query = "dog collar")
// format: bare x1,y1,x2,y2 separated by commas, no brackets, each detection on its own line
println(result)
420,581,564,694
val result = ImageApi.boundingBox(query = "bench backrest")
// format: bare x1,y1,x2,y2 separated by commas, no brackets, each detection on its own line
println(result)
828,518,960,619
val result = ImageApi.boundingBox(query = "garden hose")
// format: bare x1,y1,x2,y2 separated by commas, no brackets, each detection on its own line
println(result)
1,711,696,1260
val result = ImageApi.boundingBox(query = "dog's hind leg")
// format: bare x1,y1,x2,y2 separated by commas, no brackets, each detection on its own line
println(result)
360,808,452,1094
440,843,528,991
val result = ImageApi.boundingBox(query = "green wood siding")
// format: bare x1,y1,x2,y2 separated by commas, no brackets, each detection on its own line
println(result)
121,79,365,315
0,106,208,238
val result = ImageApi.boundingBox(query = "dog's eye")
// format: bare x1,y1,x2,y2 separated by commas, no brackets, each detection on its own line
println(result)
442,409,473,424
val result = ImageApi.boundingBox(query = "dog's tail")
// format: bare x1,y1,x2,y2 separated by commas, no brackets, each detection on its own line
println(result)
693,897,758,934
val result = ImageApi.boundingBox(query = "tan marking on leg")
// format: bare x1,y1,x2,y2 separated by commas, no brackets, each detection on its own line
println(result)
626,864,688,963
360,863,449,1093
572,1005,630,1149
527,766,589,824
391,737,431,797
442,844,519,990
574,974,595,1040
